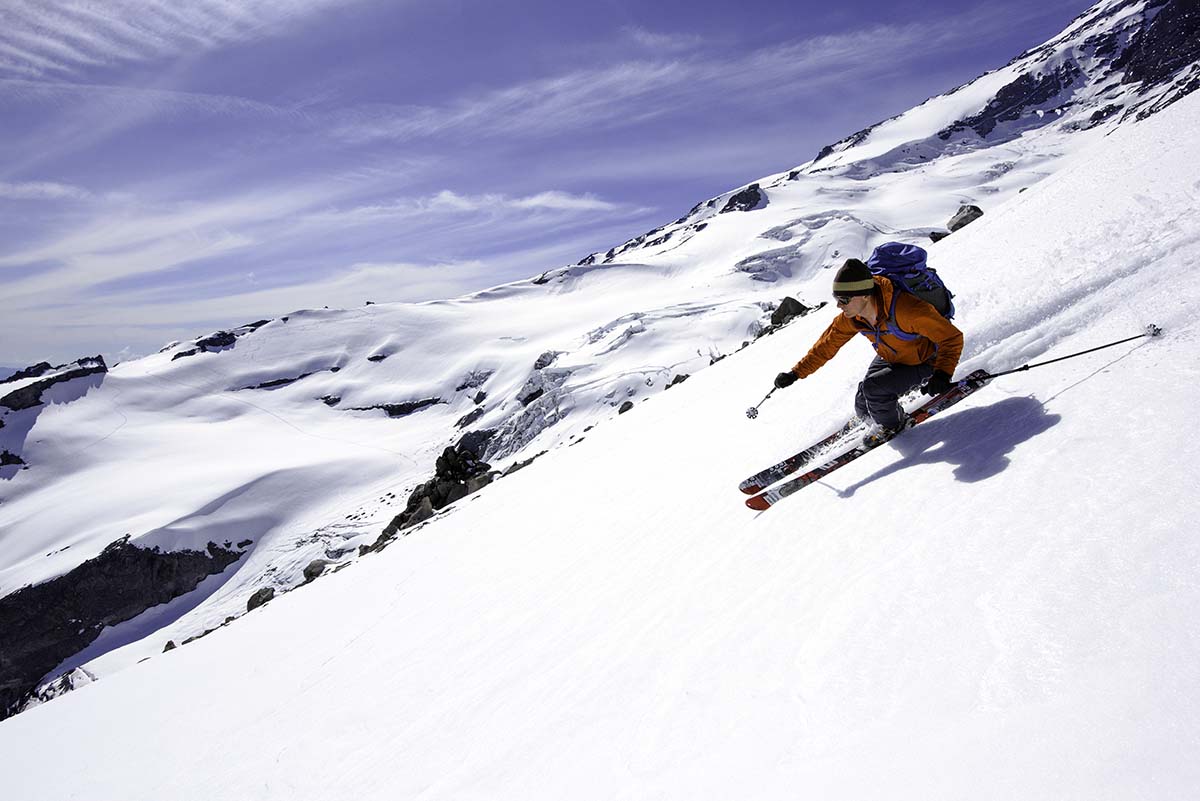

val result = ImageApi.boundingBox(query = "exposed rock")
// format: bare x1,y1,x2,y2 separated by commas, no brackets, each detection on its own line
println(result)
937,63,1083,141
519,388,545,406
0,356,107,411
172,321,268,361
320,395,341,407
667,374,690,389
0,537,241,720
15,667,96,714
1,362,53,384
770,297,813,326
1119,0,1200,90
196,331,237,350
349,398,443,418
376,440,496,538
0,450,25,466
367,353,389,363
618,401,635,414
456,407,485,429
456,369,494,392
302,560,329,583
457,429,497,458
947,204,984,232
247,587,275,612
473,391,487,405
929,230,951,243
163,641,177,652
533,351,564,370
720,184,766,213
238,372,318,391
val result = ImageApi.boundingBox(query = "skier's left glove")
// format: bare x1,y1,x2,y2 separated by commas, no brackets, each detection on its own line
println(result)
921,370,954,396
774,371,798,389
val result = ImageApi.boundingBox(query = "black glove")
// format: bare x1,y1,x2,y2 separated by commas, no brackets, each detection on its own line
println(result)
774,371,798,389
921,370,954,396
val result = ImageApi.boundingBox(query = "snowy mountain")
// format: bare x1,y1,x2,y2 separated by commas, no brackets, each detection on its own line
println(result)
0,2,1197,790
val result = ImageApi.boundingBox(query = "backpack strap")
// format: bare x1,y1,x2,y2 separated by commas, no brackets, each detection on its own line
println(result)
884,281,921,342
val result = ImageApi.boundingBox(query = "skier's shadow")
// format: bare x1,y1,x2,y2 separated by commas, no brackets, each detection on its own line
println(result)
836,396,1060,497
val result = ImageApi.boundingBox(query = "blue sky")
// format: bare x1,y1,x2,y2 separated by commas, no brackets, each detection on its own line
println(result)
0,0,1090,366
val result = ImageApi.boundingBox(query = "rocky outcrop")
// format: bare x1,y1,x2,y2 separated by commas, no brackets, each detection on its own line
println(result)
770,297,814,327
238,371,323,391
0,537,242,720
534,351,564,370
1119,0,1199,89
247,587,275,611
13,668,96,715
171,321,269,361
349,398,444,418
947,204,984,232
302,560,329,583
1119,0,1200,119
721,184,766,213
372,439,496,542
456,407,485,428
938,63,1084,141
754,299,826,341
1,362,53,384
456,369,494,392
0,356,107,411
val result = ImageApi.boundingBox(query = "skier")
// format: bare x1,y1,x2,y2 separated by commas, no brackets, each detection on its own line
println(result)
772,258,964,437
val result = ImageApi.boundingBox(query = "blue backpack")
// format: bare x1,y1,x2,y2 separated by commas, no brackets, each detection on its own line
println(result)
866,242,955,320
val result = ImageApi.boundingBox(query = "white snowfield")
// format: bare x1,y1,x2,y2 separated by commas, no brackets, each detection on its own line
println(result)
1,1,1191,698
1,59,1198,801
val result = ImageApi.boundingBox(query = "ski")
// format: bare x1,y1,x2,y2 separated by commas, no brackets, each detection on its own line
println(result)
739,386,926,495
738,418,864,494
745,369,991,511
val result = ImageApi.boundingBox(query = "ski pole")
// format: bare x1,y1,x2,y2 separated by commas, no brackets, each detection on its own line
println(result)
746,387,776,419
980,324,1162,380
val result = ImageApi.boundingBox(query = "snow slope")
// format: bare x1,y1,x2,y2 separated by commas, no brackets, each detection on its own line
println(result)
1,73,1198,800
1,0,1198,727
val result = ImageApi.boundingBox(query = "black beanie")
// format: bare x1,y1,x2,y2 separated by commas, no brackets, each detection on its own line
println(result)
832,258,876,296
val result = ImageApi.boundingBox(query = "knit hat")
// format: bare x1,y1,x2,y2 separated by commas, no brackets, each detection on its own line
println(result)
832,258,876,296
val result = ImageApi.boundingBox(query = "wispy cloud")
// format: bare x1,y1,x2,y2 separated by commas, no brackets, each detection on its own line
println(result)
620,26,705,53
0,0,357,79
0,177,636,312
427,190,621,213
0,179,93,200
328,8,1033,148
300,189,631,228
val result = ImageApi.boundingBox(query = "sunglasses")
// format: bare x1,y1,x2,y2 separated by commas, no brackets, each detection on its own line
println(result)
834,294,854,306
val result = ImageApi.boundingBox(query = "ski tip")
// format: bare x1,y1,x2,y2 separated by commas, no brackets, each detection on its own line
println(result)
739,482,764,495
746,495,772,511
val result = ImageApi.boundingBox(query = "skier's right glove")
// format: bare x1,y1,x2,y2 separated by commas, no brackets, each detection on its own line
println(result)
774,371,798,389
921,370,954,396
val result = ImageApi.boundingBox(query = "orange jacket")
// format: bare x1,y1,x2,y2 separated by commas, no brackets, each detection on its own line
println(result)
791,277,963,378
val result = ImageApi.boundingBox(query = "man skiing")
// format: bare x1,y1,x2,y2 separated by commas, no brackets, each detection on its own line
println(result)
772,257,964,437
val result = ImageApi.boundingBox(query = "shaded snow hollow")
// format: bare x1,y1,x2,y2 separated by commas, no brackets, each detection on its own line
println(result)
1,68,1199,801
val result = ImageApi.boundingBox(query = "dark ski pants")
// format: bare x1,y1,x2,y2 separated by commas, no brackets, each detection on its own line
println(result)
854,356,934,428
